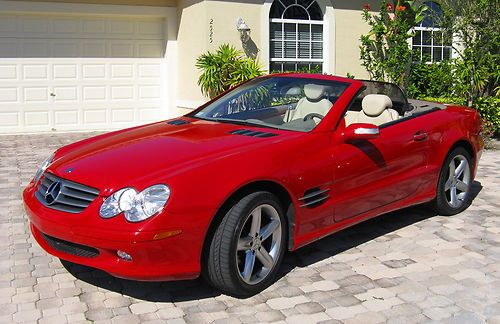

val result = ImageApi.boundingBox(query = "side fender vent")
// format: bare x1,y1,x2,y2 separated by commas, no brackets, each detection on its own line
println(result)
299,187,330,208
229,129,278,138
167,119,190,125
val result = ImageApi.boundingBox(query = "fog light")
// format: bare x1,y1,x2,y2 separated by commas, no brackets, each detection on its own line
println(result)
117,250,132,261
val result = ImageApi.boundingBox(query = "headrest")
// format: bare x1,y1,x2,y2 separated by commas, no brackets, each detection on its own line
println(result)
304,84,327,101
362,94,393,117
286,87,302,96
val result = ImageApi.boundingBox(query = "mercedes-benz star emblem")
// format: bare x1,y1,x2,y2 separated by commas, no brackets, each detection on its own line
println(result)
45,181,62,205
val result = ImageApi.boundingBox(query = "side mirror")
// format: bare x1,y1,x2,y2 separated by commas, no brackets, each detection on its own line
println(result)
342,123,380,142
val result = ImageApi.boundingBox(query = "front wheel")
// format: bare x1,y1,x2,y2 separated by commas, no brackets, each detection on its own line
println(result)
205,192,286,297
433,147,473,215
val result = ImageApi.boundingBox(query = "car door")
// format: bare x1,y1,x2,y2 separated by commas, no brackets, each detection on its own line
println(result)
331,118,431,222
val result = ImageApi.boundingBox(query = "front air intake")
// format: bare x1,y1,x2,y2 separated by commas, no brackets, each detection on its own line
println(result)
229,129,278,138
167,119,190,125
42,233,99,258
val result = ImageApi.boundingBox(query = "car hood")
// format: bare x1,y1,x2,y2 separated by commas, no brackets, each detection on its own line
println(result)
48,118,297,194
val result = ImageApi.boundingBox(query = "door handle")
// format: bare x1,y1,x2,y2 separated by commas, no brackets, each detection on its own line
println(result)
413,131,428,141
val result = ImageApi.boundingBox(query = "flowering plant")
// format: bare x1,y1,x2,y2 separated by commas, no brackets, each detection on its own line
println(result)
360,0,427,88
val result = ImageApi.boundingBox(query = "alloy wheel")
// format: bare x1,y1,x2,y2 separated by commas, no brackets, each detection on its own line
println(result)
444,154,471,208
236,204,282,285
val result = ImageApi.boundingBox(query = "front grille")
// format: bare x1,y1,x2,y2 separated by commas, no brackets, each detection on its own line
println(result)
35,173,99,214
42,233,99,258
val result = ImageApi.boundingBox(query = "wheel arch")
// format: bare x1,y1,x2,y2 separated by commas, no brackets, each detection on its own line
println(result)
200,180,296,272
445,139,476,173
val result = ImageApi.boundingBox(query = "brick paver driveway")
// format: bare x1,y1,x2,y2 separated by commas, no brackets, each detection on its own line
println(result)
1,132,499,324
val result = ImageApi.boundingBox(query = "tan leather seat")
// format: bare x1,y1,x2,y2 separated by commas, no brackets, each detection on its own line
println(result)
291,84,333,124
345,94,399,126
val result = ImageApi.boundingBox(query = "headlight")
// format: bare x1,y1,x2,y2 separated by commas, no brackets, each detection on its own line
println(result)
99,184,170,222
33,152,55,183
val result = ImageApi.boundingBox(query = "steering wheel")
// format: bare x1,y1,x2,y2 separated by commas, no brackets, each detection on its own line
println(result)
303,113,324,122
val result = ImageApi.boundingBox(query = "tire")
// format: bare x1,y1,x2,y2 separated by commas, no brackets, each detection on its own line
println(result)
205,191,287,297
432,147,473,215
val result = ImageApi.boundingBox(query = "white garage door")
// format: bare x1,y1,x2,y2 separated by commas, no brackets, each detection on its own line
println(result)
0,14,168,133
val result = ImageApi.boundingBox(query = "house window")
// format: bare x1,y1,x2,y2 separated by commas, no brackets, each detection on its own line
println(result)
411,1,452,62
269,0,324,72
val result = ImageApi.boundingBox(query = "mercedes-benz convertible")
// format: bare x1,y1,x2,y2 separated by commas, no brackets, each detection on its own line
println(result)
23,74,483,296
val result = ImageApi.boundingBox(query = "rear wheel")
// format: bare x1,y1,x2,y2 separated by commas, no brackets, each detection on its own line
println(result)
205,192,286,297
433,147,473,215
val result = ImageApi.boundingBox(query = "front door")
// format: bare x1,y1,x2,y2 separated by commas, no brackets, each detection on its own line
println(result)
332,119,430,222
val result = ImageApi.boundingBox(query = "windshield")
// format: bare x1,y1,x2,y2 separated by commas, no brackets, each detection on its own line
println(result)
191,77,349,132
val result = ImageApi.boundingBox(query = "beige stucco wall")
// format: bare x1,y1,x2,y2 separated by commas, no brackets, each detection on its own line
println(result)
334,0,378,79
206,1,262,54
176,0,208,111
175,0,266,114
334,8,370,78
14,0,177,6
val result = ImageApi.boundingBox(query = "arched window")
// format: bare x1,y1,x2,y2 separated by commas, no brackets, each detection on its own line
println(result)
412,1,452,62
269,0,324,72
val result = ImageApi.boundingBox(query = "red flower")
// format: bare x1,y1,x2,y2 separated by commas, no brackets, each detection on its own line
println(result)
386,3,394,11
363,3,371,10
396,5,406,11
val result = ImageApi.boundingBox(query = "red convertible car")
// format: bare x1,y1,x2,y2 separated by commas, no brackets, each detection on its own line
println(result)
24,74,483,296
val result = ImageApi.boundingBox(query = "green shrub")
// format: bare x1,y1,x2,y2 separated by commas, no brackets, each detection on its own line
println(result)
417,97,466,105
196,44,264,98
406,60,455,99
359,0,428,88
474,97,500,137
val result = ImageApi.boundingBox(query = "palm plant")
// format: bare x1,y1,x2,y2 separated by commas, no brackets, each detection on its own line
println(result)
196,44,264,98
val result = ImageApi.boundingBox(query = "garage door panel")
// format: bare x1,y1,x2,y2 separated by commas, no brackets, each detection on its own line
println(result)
23,87,49,102
138,64,161,78
51,18,80,34
0,40,17,57
0,16,18,33
139,85,161,100
82,64,106,79
111,108,135,123
0,40,165,59
82,86,107,101
53,87,78,102
52,42,80,58
139,108,162,122
21,41,50,57
109,41,135,57
83,110,107,125
82,41,107,58
23,65,48,79
22,17,49,34
137,41,166,58
54,64,78,79
111,64,134,78
0,88,18,103
0,112,20,127
24,111,49,127
0,65,18,80
54,110,79,125
111,86,135,100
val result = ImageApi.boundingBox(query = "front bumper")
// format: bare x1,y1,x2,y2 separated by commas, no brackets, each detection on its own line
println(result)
24,183,210,281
